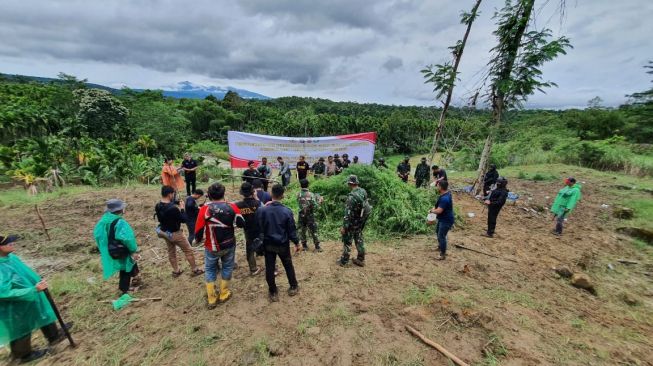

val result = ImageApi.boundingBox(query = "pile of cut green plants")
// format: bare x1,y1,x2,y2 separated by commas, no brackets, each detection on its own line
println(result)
284,164,443,240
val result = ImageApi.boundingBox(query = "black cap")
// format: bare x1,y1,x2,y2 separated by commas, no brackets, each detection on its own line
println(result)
0,235,18,246
318,157,325,161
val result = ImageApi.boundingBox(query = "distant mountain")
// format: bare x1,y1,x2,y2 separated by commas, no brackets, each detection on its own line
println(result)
0,74,270,100
156,81,270,100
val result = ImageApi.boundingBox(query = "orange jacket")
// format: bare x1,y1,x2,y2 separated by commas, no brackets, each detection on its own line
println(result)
161,164,185,191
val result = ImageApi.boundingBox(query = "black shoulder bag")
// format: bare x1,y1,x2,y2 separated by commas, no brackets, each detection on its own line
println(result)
108,218,130,259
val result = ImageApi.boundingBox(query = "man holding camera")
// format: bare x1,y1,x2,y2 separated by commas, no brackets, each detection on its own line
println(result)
155,186,203,278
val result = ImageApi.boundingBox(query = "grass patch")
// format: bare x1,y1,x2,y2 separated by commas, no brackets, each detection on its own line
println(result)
402,285,439,306
477,333,508,366
622,198,653,231
297,317,318,335
482,288,544,310
570,317,587,329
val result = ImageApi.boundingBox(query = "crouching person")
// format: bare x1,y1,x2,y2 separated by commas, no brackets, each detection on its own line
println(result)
94,199,141,294
256,184,300,302
0,235,71,363
195,182,245,309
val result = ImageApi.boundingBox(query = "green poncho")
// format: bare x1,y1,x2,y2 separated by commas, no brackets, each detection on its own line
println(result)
0,253,57,345
93,212,138,280
551,183,582,216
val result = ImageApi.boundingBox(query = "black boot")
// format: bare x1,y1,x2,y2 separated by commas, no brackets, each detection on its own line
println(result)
352,254,365,267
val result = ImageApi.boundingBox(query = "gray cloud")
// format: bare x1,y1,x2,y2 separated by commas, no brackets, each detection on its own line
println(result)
382,56,403,72
0,0,650,107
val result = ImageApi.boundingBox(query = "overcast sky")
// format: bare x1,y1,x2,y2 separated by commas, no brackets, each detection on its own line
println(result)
0,0,650,108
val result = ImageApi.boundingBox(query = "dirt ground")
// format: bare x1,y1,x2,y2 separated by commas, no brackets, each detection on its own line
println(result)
0,173,652,366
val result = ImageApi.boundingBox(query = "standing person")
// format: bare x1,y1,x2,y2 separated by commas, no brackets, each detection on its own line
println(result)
93,199,141,294
432,165,448,186
253,179,272,205
184,189,205,245
155,186,204,278
311,157,326,179
397,156,411,183
256,184,300,302
483,164,499,195
342,154,351,169
550,177,582,236
414,157,431,188
195,182,245,308
296,155,310,181
235,182,263,276
257,157,272,191
277,156,291,187
376,157,388,169
353,156,359,164
430,180,454,260
483,177,508,238
242,160,261,184
326,156,337,177
337,175,369,267
334,154,343,175
181,153,199,197
0,235,72,363
297,179,323,252
161,157,185,193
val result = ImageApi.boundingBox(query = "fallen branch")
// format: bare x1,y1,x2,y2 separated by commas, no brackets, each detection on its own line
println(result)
453,244,517,263
405,325,469,366
617,259,638,265
35,204,52,240
98,297,162,303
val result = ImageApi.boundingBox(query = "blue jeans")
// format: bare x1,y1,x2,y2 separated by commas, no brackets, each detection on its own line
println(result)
436,221,453,255
204,247,235,282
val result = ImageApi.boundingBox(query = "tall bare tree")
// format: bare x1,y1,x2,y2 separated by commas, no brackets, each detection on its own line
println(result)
422,0,483,165
474,0,571,194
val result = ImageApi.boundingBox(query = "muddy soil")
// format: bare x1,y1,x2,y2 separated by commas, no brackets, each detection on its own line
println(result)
0,177,651,365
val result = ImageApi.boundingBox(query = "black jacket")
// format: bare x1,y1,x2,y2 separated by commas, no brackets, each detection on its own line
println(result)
235,197,262,238
243,168,261,183
488,187,508,208
155,202,183,232
256,201,299,246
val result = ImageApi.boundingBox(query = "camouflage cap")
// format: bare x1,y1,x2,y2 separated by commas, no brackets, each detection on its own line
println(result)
318,157,325,161
347,175,360,185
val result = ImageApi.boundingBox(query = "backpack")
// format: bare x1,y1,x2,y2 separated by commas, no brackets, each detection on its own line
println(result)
206,202,238,250
107,218,130,259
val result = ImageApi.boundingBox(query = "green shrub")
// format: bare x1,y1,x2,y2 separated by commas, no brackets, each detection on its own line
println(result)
187,140,227,154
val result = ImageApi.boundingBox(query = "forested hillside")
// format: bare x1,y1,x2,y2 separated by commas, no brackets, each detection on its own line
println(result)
1,71,651,190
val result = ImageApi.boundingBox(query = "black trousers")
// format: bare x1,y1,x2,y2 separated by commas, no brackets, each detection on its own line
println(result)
10,322,58,359
264,244,298,294
185,175,196,196
487,205,502,235
119,262,139,293
262,179,269,192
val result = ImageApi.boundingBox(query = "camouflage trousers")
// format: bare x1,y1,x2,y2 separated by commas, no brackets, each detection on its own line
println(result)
298,215,320,248
341,228,364,262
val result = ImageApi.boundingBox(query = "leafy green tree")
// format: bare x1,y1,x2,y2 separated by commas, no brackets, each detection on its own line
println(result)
474,0,571,193
73,88,130,139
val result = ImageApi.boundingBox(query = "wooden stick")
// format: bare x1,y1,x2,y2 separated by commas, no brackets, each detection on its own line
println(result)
99,297,162,303
617,259,638,265
35,204,51,240
454,244,517,263
405,325,469,366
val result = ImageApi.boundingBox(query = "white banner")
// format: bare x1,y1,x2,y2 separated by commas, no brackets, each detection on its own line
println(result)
227,131,377,168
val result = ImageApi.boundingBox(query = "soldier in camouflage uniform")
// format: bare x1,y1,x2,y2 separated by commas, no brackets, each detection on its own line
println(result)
396,156,411,183
338,175,368,267
297,179,323,252
414,157,430,188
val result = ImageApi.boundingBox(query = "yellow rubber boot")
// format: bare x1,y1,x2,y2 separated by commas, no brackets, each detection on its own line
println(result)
206,282,218,309
219,279,232,302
